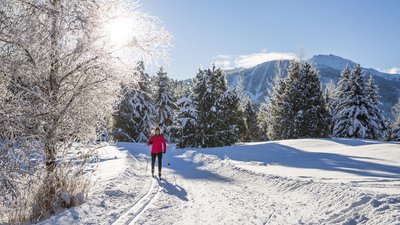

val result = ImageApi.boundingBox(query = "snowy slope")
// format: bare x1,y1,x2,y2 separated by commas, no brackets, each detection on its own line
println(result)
310,54,356,71
310,54,400,81
39,139,400,225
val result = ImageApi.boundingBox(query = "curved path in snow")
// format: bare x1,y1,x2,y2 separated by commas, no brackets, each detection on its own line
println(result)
119,140,400,225
111,177,160,225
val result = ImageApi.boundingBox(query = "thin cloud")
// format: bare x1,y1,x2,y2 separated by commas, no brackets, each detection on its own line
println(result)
214,51,296,70
379,67,400,75
215,60,232,70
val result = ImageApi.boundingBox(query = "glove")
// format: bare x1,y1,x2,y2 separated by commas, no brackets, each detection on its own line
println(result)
163,150,166,154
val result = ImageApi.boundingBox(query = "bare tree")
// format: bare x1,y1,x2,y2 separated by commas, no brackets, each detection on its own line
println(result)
0,0,171,222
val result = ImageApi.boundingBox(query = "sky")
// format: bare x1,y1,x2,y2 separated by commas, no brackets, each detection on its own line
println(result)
140,0,400,80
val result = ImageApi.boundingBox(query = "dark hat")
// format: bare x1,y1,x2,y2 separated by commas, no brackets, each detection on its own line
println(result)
155,127,160,131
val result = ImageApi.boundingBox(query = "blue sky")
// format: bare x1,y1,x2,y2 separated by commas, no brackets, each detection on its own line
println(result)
140,0,400,80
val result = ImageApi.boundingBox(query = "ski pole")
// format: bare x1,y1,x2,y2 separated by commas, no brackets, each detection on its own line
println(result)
145,156,149,176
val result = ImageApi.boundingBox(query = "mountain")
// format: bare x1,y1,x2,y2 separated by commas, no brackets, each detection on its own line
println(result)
225,54,400,118
310,54,400,81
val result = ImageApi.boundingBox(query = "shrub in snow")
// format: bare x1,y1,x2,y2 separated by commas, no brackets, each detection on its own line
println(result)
61,192,85,208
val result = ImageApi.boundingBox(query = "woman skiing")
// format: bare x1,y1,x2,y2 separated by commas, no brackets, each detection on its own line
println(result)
147,127,167,179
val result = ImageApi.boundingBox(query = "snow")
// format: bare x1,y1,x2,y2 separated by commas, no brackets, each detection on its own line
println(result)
39,139,400,225
311,54,356,71
310,54,400,81
38,145,150,225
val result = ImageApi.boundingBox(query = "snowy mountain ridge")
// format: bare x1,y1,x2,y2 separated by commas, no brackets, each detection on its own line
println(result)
310,54,400,80
224,54,400,117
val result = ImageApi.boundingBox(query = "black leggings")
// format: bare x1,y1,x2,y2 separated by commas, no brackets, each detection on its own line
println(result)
151,153,163,174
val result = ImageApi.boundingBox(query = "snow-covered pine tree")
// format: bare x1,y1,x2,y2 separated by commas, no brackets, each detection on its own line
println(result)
216,87,241,146
259,64,284,141
243,99,261,141
324,80,336,114
257,99,270,141
192,68,210,147
296,61,331,138
170,80,191,101
199,66,228,147
154,67,177,142
178,65,240,148
333,64,372,139
266,74,288,140
233,76,248,141
323,80,335,133
176,95,198,148
113,62,156,142
281,60,304,138
332,65,352,121
333,66,389,140
267,60,330,140
391,97,400,141
113,85,139,141
132,62,157,142
365,75,389,139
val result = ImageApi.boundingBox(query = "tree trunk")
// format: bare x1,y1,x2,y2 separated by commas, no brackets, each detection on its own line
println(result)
46,0,61,174
43,0,61,214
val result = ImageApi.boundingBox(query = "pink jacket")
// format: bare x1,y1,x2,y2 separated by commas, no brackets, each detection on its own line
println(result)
147,135,167,154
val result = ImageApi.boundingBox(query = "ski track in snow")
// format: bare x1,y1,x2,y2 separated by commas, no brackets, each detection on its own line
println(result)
111,177,160,225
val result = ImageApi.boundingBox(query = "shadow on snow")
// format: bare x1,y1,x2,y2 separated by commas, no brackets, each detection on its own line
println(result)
115,142,231,182
189,142,400,179
158,179,188,201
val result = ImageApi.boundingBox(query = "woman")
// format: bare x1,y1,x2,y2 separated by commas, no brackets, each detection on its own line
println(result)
147,127,167,179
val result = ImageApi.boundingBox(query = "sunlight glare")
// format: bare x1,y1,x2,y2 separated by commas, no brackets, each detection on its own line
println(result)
105,17,134,47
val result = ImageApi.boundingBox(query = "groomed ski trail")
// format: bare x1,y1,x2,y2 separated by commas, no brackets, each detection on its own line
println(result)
111,177,160,225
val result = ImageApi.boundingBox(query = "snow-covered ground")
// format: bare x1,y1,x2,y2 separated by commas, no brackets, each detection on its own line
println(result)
39,139,400,225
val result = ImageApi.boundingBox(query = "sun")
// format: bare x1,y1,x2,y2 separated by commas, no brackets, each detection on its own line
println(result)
105,17,134,47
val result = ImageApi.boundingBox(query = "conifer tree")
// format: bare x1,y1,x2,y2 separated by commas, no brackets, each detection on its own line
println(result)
257,99,270,141
267,60,330,140
113,84,139,141
324,80,336,114
333,64,371,138
236,76,250,141
243,99,261,141
113,62,156,142
176,95,198,148
391,97,400,141
332,65,352,114
177,65,240,148
333,65,389,140
215,88,241,146
296,61,331,138
154,67,177,142
333,64,366,138
365,75,389,139
266,75,288,140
